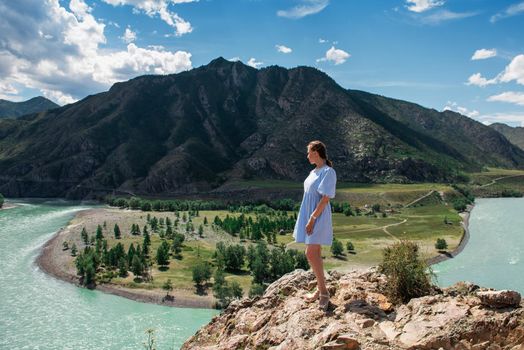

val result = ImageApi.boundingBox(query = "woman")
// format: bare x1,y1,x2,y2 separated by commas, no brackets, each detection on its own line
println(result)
293,140,337,311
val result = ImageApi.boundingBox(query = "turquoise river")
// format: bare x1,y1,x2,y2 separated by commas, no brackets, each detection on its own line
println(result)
434,197,524,293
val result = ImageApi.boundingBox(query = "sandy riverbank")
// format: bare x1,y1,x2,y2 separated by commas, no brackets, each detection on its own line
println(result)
426,203,474,266
35,207,217,309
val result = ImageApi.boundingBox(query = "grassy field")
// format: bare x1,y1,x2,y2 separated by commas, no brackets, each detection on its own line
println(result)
76,167,524,297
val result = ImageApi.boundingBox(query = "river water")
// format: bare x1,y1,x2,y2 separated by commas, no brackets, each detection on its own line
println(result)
2,197,522,349
434,197,524,294
0,199,218,350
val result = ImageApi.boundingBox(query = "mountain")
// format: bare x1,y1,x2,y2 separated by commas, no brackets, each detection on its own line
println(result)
182,268,524,350
0,96,59,118
489,122,524,151
1,57,524,199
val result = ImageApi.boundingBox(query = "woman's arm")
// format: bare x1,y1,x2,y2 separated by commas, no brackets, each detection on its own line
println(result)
306,195,330,235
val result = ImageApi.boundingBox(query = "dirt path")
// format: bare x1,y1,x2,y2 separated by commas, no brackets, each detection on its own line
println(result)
404,190,437,208
479,174,524,188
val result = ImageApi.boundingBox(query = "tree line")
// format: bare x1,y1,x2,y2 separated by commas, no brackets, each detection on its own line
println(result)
212,212,296,243
105,196,300,213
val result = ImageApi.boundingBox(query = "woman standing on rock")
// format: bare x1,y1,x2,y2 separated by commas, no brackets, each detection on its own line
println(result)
293,140,337,311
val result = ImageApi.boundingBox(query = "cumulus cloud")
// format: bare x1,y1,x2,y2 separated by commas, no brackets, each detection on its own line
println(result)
471,48,497,60
498,54,524,85
405,0,444,13
317,46,350,65
443,101,480,118
467,54,524,87
490,1,524,23
247,58,263,69
0,0,192,104
121,27,137,43
487,92,524,106
466,73,498,87
101,0,196,36
275,45,292,54
277,0,329,19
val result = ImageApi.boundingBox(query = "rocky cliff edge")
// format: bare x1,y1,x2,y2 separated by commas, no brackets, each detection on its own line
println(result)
182,267,524,350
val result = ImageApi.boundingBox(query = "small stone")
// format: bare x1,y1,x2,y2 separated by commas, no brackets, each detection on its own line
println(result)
356,318,375,328
477,290,521,308
336,334,360,349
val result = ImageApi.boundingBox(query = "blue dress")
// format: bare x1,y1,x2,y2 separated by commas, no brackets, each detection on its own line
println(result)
293,164,337,246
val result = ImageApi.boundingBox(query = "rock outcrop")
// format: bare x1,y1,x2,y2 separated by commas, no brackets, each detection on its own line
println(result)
182,268,524,350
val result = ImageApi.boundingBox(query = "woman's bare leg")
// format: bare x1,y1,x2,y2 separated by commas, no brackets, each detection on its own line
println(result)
306,244,328,294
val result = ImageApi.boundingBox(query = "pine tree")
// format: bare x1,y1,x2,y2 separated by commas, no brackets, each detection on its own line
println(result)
81,227,89,246
156,241,170,267
114,223,121,239
118,257,128,277
96,225,104,240
131,254,143,277
71,243,78,257
162,279,173,297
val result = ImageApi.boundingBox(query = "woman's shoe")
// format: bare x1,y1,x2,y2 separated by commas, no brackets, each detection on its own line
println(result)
318,292,330,311
304,288,320,303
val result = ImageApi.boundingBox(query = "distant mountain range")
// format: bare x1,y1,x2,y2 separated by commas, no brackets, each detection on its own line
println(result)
0,96,59,118
489,123,524,151
1,57,523,199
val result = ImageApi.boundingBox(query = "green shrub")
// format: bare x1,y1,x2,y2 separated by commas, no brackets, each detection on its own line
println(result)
378,240,434,304
331,238,344,257
435,238,448,250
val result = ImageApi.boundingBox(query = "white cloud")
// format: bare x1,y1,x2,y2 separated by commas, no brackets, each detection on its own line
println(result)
466,73,498,87
471,48,497,60
405,0,444,13
498,54,524,85
318,38,328,43
227,57,241,62
491,1,524,23
419,9,478,24
0,0,192,104
246,58,263,69
101,0,196,36
277,0,329,19
467,54,524,87
275,45,292,54
317,46,350,65
443,101,480,118
487,92,524,106
121,27,137,43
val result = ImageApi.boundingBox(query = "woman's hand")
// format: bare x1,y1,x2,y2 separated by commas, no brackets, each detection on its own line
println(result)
306,217,316,235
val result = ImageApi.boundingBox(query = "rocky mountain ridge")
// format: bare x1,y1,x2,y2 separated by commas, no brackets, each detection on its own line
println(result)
1,58,524,199
489,123,524,151
0,96,58,118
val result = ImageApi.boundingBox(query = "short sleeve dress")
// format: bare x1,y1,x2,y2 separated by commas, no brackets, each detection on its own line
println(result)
293,164,337,246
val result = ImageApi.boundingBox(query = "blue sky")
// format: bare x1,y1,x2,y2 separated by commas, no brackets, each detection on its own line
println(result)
1,0,523,126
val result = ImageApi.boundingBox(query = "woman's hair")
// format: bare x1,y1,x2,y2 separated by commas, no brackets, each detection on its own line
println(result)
308,140,333,167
